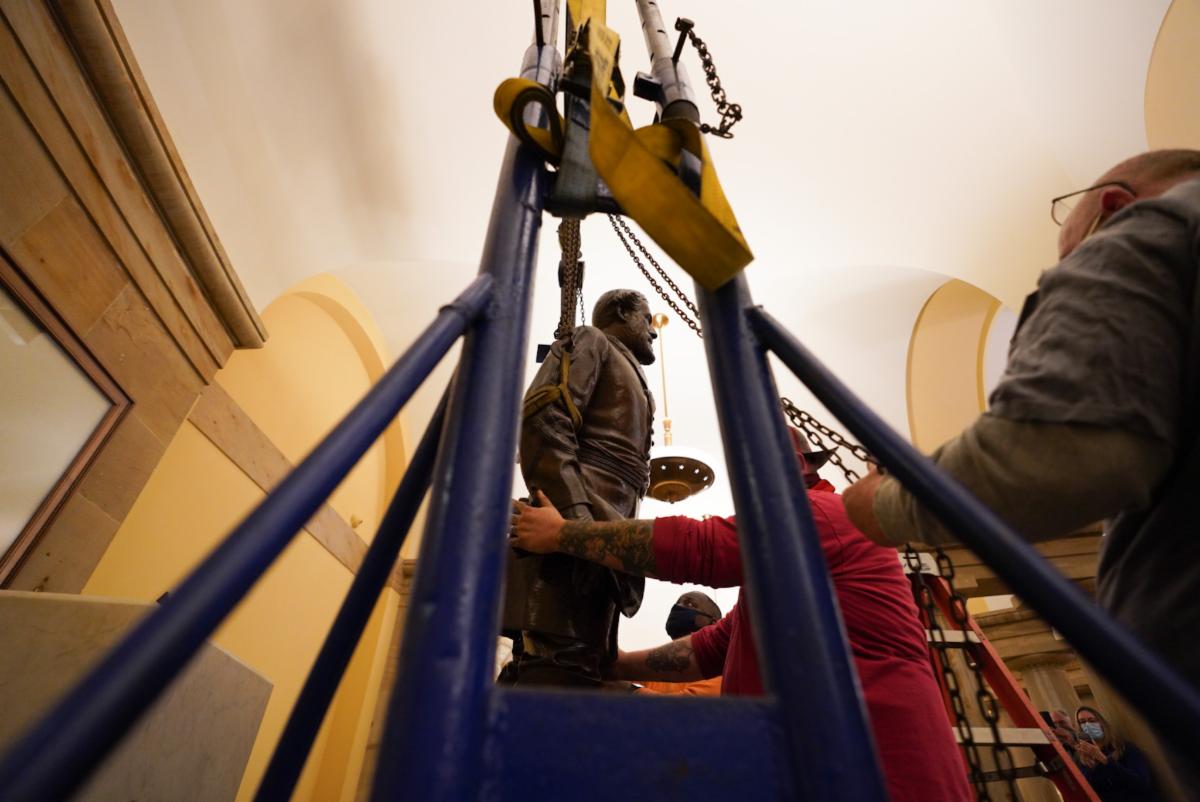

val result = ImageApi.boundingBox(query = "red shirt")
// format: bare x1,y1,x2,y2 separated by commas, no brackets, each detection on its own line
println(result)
652,481,971,802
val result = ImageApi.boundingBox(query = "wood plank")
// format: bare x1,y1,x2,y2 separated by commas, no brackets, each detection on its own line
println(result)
953,726,1050,746
84,283,203,445
5,491,120,593
0,8,222,379
0,81,67,243
7,196,126,335
188,382,369,575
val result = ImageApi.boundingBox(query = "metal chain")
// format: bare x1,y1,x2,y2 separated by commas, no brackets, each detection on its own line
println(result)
681,24,743,139
937,548,1020,800
608,214,704,338
555,219,582,339
779,398,875,484
904,546,993,800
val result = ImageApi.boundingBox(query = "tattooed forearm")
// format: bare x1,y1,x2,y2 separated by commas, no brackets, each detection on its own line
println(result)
644,638,695,675
558,518,657,577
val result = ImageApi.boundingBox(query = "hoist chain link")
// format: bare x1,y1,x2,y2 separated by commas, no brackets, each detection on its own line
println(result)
905,545,993,800
556,219,583,340
777,398,1020,798
779,398,876,485
938,546,1021,799
680,24,743,139
608,215,704,338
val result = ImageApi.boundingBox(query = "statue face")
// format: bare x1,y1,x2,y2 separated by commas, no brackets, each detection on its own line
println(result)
615,297,657,365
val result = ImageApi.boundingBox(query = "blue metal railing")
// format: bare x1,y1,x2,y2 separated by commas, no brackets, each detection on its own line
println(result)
749,306,1200,751
0,277,492,802
253,394,449,801
3,0,1199,798
697,275,887,800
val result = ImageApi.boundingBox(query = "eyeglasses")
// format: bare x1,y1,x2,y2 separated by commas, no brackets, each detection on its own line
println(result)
1050,180,1136,226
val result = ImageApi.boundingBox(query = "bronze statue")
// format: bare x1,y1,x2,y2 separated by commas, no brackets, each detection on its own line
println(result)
501,289,657,686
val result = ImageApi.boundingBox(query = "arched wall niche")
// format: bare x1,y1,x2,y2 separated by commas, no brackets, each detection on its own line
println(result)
906,279,1016,454
1145,0,1200,150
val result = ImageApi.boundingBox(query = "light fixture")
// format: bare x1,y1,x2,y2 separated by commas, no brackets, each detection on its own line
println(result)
647,313,716,504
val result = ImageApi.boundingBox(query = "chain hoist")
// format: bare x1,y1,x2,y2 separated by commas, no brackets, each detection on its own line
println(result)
936,544,1020,799
780,398,875,484
672,18,743,139
555,219,584,340
904,545,995,799
608,214,704,338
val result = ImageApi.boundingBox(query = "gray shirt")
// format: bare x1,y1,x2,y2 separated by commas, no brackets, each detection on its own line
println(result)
989,177,1198,444
874,176,1200,686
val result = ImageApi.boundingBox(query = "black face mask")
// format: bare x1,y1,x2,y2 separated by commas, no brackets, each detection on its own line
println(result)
665,604,712,639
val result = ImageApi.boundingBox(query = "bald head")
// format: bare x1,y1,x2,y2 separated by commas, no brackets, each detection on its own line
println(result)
1058,149,1200,259
1099,149,1200,191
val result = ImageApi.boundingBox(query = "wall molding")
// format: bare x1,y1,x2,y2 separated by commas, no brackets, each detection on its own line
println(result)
49,0,266,349
188,382,411,592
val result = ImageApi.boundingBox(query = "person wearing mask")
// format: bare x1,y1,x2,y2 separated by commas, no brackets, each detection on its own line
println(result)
639,591,723,696
1074,706,1161,801
510,429,972,802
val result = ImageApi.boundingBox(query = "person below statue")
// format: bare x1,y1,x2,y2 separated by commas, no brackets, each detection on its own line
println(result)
501,288,657,687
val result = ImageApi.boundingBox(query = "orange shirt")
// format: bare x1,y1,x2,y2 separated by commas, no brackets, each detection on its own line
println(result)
639,676,723,697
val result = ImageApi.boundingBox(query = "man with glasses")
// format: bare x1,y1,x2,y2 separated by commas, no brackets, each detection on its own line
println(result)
843,148,1200,778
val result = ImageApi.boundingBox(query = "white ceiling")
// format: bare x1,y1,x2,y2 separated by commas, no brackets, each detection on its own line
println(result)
110,1,1169,647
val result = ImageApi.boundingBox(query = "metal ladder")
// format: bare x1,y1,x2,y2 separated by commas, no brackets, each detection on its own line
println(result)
1,2,1198,801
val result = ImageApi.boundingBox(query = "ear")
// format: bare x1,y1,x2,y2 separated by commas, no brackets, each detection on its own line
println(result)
1098,185,1136,215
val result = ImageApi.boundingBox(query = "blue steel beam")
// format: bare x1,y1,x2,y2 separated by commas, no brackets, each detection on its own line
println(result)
368,26,558,802
486,690,785,801
254,395,449,802
749,305,1200,751
0,276,493,802
696,276,889,801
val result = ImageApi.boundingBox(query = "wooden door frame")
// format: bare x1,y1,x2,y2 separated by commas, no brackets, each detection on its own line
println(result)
0,249,130,585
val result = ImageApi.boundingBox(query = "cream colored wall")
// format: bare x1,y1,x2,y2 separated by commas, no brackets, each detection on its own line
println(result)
83,274,404,802
906,279,1001,453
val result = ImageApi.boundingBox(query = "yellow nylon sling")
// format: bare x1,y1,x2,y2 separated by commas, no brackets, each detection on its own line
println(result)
492,15,753,290
522,350,584,430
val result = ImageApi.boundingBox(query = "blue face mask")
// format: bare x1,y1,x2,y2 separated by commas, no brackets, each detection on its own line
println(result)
1080,721,1104,741
665,604,712,639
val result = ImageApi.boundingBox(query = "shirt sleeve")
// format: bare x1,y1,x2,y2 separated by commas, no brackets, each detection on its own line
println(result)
873,414,1174,546
690,608,735,680
988,182,1196,444
652,516,743,587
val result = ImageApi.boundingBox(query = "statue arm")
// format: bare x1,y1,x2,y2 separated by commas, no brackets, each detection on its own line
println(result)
519,327,609,518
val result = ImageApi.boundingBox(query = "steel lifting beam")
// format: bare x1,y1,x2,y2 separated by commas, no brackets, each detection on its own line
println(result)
369,6,560,800
633,0,888,798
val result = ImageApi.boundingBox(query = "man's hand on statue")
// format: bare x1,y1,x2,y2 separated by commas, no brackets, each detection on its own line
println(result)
843,466,890,545
510,489,565,554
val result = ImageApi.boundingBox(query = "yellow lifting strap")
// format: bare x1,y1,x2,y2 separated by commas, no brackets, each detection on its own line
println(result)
522,350,584,430
492,18,753,290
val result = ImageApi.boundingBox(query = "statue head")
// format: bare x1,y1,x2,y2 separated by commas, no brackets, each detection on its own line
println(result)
592,289,656,365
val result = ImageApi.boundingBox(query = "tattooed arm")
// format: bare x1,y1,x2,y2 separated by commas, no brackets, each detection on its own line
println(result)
608,637,705,682
511,489,659,577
